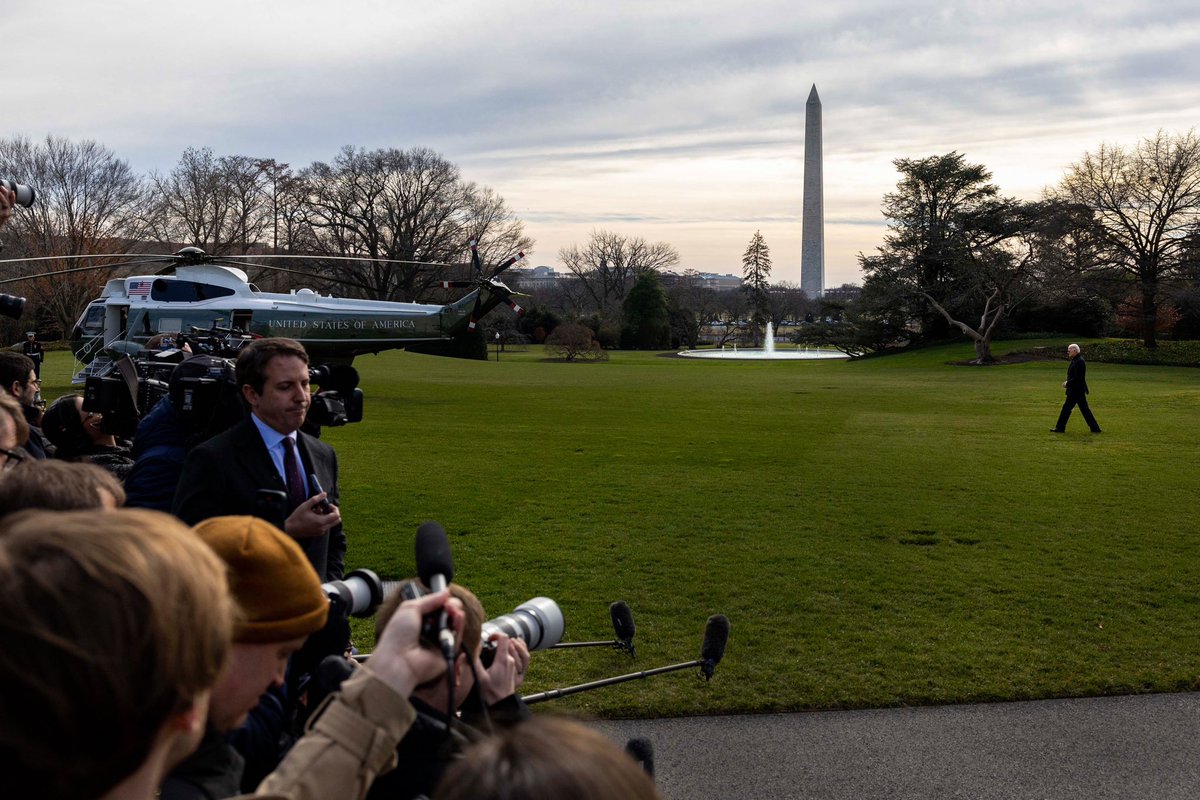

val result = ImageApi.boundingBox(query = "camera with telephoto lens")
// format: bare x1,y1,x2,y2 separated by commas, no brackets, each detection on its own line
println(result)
0,179,35,208
480,597,565,665
398,581,564,662
321,568,384,619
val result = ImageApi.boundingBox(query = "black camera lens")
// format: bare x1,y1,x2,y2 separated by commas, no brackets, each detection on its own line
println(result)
0,293,25,321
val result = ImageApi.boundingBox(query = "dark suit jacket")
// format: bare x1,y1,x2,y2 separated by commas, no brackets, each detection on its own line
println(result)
1065,354,1089,397
172,417,345,581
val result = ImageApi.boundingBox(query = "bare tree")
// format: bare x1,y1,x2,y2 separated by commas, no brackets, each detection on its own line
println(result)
545,323,607,361
146,147,273,255
558,230,679,319
0,135,147,334
297,147,531,302
1054,129,1200,347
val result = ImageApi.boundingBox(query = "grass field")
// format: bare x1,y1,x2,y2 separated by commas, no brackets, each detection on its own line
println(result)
38,342,1200,719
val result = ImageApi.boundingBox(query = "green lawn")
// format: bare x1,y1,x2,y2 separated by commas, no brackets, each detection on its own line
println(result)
39,342,1200,718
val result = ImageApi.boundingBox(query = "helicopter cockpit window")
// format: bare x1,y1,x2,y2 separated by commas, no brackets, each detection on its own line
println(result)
79,303,105,336
151,279,236,302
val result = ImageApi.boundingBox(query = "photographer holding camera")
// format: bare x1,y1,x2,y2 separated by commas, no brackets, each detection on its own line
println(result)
0,507,467,800
0,183,14,230
41,393,135,480
162,515,332,799
314,581,530,800
173,338,345,581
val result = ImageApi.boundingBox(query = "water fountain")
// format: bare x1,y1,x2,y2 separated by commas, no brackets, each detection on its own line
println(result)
677,322,847,360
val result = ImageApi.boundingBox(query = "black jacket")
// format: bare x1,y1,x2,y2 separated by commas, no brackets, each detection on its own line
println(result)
1065,354,1089,397
171,417,345,581
366,691,531,800
160,724,244,800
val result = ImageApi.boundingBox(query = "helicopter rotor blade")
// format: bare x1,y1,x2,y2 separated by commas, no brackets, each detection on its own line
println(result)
438,281,475,289
216,253,463,270
466,293,483,333
0,253,175,267
0,258,183,287
488,251,526,280
210,260,383,296
469,239,486,279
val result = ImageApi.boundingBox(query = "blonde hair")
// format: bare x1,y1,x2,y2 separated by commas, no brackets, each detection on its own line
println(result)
0,509,232,798
377,579,485,658
0,392,29,447
435,716,662,800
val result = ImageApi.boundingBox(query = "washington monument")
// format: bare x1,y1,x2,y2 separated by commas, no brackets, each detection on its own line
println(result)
801,84,824,298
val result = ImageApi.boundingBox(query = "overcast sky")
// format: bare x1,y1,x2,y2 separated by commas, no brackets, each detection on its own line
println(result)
3,1,1198,285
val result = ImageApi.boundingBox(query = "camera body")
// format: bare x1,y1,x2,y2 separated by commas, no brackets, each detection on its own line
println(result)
0,179,35,208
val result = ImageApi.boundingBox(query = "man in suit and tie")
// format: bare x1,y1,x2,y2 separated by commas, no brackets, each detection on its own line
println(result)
173,337,346,580
1052,343,1102,434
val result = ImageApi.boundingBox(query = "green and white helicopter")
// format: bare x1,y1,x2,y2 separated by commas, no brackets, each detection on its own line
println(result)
0,242,526,383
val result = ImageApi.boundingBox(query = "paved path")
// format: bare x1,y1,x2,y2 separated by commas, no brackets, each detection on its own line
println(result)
592,693,1200,799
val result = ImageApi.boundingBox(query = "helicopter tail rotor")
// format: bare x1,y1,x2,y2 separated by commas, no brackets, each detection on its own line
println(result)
449,241,528,332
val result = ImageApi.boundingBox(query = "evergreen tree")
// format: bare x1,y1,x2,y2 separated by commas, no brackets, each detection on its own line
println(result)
621,271,670,349
741,230,773,343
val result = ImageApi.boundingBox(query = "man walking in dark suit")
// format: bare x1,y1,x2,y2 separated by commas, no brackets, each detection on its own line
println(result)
173,338,346,580
1052,343,1101,434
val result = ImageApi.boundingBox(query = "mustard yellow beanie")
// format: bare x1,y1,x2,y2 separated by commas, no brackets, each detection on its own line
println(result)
193,516,329,643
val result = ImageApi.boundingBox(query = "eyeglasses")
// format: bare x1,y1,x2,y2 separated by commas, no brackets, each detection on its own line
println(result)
0,447,26,470
22,378,41,387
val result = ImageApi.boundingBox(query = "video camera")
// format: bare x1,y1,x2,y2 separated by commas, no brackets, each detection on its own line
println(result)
308,363,363,427
83,327,364,438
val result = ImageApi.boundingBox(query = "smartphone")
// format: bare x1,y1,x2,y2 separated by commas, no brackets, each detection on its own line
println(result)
308,474,334,514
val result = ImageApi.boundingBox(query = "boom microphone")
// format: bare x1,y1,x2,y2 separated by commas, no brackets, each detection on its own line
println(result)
610,600,635,642
699,614,730,680
415,520,456,659
525,613,732,704
625,738,655,777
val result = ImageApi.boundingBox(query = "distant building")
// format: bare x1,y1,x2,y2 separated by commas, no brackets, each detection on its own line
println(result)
823,284,861,303
509,265,561,291
696,273,742,291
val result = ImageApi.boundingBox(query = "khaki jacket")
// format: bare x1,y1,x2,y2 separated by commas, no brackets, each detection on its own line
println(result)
242,664,417,800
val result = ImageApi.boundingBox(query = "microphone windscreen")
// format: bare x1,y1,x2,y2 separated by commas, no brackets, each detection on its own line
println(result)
415,521,454,585
610,600,635,641
700,614,730,665
625,738,655,777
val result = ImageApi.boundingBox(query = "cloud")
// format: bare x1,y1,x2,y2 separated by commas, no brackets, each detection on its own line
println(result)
2,0,1199,283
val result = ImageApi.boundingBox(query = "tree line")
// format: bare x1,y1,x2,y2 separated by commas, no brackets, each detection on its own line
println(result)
854,129,1200,362
0,136,532,340
6,129,1198,359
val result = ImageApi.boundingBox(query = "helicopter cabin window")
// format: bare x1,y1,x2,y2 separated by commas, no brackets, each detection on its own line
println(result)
151,279,236,302
79,303,105,336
